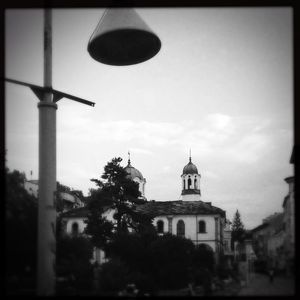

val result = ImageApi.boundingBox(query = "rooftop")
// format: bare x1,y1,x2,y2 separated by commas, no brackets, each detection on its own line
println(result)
135,200,225,218
61,200,226,219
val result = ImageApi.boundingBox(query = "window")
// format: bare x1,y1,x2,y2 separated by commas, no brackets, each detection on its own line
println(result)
188,177,192,189
157,220,164,233
177,220,185,237
71,222,79,236
198,220,206,233
194,178,198,189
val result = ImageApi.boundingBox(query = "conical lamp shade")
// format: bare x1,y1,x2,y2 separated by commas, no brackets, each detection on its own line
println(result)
88,8,161,66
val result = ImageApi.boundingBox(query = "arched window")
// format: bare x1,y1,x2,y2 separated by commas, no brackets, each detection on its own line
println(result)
157,220,164,233
71,222,79,236
183,179,186,190
194,178,198,189
177,220,185,237
188,177,192,189
198,220,206,233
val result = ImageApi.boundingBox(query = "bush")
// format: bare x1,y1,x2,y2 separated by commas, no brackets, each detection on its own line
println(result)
6,169,38,295
253,259,267,274
56,236,93,295
149,234,195,289
98,258,131,293
192,244,215,272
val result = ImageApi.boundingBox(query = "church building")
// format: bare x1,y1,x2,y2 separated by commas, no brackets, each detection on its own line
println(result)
61,154,231,265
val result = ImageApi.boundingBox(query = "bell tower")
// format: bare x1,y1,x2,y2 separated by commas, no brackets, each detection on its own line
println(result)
181,151,201,201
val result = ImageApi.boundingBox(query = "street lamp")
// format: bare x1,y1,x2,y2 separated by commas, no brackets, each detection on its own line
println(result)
5,8,160,296
88,8,161,65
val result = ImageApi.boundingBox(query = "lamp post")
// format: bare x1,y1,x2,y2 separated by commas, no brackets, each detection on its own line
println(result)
6,9,94,296
37,9,96,295
6,7,160,296
36,9,56,295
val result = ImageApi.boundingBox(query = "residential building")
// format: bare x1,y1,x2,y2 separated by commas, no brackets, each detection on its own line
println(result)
282,147,295,274
251,212,285,272
24,180,85,212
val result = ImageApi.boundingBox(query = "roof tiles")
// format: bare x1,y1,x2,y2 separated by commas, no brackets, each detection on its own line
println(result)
61,200,225,218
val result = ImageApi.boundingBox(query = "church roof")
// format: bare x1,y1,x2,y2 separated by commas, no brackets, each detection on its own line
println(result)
135,200,225,218
61,200,225,219
125,160,144,180
182,158,198,175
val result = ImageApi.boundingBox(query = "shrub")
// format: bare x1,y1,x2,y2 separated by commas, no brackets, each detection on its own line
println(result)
149,234,195,289
56,236,93,294
98,258,131,293
192,244,215,272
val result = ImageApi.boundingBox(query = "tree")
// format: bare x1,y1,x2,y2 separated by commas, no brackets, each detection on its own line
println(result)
192,244,215,272
56,235,94,295
5,168,38,293
148,234,195,289
89,157,153,235
100,232,195,292
231,209,245,249
84,189,114,249
104,229,157,274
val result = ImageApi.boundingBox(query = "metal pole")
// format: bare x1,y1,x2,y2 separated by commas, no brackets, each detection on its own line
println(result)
37,8,57,295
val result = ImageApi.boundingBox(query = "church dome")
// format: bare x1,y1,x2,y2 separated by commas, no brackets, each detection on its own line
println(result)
125,160,144,180
183,158,198,175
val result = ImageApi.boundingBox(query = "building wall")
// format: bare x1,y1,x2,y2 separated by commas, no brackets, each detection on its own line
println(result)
24,180,85,210
181,174,201,190
286,179,294,246
24,181,39,197
63,210,227,265
102,208,115,222
60,192,75,202
268,232,284,256
91,247,108,265
223,227,232,254
153,214,222,252
181,194,201,201
66,217,87,234
283,177,295,269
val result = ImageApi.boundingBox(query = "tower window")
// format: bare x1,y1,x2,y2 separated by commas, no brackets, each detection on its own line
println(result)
188,177,192,189
157,220,164,233
177,220,185,237
71,222,79,236
194,178,198,189
198,220,206,233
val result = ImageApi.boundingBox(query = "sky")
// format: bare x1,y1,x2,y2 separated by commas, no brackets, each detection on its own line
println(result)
5,7,294,229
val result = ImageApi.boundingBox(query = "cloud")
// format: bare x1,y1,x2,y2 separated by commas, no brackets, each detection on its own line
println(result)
162,165,171,173
129,147,153,155
58,113,284,167
206,113,233,131
226,133,270,163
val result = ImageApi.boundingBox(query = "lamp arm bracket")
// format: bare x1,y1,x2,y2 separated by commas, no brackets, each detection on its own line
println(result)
4,78,95,107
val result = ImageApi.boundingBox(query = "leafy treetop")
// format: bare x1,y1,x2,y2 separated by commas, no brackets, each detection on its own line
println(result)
85,157,153,247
